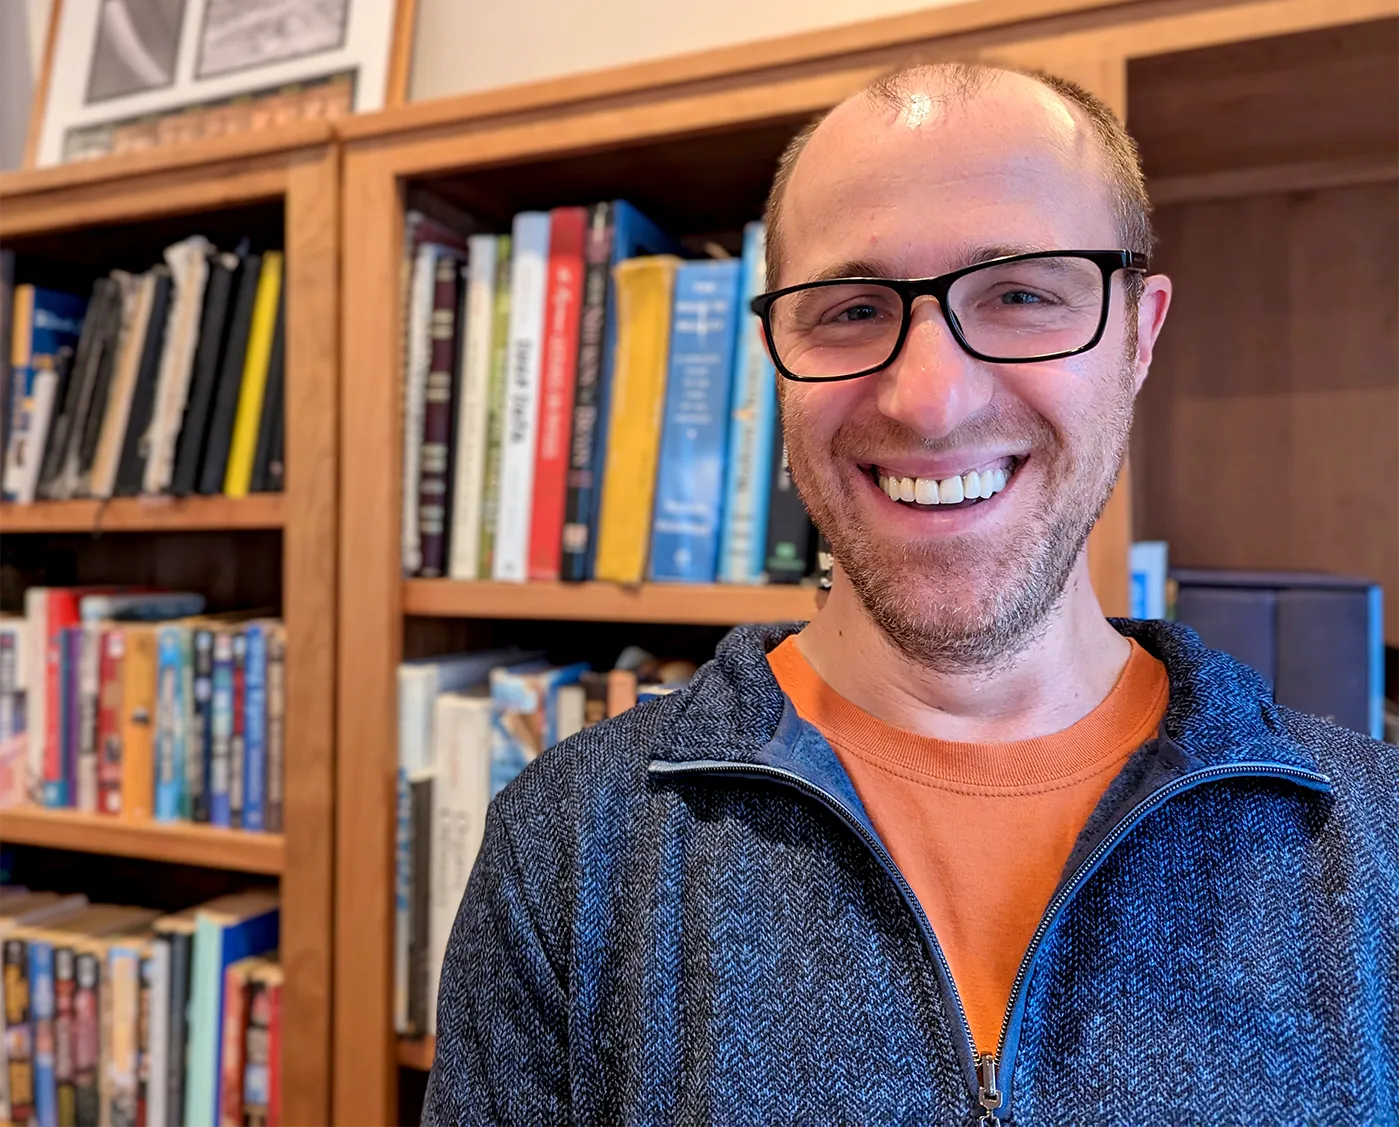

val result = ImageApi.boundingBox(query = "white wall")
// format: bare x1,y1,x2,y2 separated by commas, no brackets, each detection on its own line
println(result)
408,0,962,102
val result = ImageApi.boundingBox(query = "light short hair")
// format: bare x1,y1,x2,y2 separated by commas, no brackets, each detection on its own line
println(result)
761,60,1154,298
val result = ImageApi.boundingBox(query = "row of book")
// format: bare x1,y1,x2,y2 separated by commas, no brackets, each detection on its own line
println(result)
0,886,282,1127
395,644,694,1037
1130,541,1385,740
0,238,286,506
399,205,823,587
0,586,285,833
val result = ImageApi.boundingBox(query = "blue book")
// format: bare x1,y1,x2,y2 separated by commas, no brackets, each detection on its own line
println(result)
242,623,268,832
649,258,743,583
29,935,56,1127
489,662,588,797
209,630,234,827
154,625,190,823
45,626,81,808
185,892,279,1127
718,222,779,584
581,201,684,579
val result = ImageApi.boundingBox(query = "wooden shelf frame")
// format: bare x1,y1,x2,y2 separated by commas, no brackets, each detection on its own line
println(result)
336,0,1395,1121
0,807,284,874
0,123,339,1127
397,1036,435,1072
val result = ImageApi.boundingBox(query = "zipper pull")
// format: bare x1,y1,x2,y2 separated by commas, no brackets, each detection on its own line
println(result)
977,1053,1002,1125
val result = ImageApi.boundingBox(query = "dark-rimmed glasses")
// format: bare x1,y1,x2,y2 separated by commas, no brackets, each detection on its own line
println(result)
749,249,1149,382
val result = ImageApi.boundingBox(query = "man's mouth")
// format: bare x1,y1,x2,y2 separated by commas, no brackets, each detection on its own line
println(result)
859,457,1023,509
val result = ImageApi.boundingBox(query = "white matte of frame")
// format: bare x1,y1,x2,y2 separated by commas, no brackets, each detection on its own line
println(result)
33,0,401,167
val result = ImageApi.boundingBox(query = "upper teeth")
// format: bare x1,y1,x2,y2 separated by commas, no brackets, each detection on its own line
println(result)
876,465,1010,504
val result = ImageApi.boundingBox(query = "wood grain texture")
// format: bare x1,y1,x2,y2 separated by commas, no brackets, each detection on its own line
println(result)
0,806,284,873
280,144,341,1127
0,495,284,533
333,149,405,1127
386,0,420,108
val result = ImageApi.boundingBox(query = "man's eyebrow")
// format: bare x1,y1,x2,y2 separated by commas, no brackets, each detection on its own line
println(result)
799,244,1058,285
801,260,888,284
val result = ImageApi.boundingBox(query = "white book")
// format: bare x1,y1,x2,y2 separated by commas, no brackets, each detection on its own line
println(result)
3,368,58,504
427,691,493,1035
447,235,499,580
0,616,28,810
394,648,532,1033
556,683,586,743
89,271,155,499
22,587,48,805
146,936,171,1127
143,237,212,494
75,622,101,813
401,244,441,577
491,212,552,582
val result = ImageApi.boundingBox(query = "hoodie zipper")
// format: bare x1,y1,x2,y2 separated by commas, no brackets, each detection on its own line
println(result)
652,756,1330,1124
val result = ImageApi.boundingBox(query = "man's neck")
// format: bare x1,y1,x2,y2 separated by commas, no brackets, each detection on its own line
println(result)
793,556,1132,745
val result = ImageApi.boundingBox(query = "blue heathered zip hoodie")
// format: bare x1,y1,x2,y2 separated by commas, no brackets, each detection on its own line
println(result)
424,618,1398,1126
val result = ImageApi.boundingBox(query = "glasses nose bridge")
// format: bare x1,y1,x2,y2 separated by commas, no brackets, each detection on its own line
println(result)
903,279,958,338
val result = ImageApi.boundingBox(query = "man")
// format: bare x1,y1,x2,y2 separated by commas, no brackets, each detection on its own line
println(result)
426,62,1396,1125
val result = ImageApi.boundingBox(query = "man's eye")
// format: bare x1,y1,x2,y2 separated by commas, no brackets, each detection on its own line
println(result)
830,303,881,323
999,289,1047,305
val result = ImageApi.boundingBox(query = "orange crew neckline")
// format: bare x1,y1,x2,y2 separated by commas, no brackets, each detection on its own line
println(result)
767,636,1169,793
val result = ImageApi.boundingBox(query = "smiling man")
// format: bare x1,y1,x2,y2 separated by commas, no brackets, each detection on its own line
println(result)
425,63,1397,1126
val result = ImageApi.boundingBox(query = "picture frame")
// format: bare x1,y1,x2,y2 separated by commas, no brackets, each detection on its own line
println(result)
25,0,417,168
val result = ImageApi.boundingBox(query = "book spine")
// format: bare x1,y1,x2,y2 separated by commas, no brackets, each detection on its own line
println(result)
43,592,73,807
113,269,174,496
190,628,214,823
137,950,153,1127
527,208,587,581
75,624,101,813
240,973,270,1127
400,246,439,576
119,625,157,822
229,630,247,828
763,429,817,584
264,972,282,1127
648,259,743,583
415,255,465,579
491,213,552,581
210,629,234,827
0,621,23,808
145,239,212,494
242,625,267,832
223,256,284,498
477,236,513,578
107,945,140,1127
4,936,34,1125
165,931,192,1127
97,627,126,816
145,938,169,1127
407,772,434,1036
718,221,779,584
393,762,412,1035
50,624,79,807
72,948,100,1127
264,625,285,834
446,235,499,580
154,626,185,822
53,946,76,1127
217,966,247,1127
31,938,56,1127
559,203,615,581
593,256,681,584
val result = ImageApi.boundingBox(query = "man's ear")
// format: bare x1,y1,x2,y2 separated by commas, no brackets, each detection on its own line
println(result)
1132,273,1173,393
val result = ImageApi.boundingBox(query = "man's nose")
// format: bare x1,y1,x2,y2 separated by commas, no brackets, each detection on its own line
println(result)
873,299,992,440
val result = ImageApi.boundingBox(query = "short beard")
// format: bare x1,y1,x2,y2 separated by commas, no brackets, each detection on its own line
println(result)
785,357,1137,676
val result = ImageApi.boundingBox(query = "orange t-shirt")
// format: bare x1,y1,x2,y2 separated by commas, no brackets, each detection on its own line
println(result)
766,635,1169,1055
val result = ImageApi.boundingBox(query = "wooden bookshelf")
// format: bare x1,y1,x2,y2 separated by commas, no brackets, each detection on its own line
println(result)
0,494,286,533
336,0,1397,1120
403,579,821,625
0,125,339,1126
0,807,284,874
397,1037,435,1072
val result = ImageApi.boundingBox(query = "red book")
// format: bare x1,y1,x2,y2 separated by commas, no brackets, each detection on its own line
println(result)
219,960,254,1126
96,628,125,816
527,208,587,580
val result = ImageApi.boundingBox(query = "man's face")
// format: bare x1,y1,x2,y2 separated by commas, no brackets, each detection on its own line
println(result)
776,76,1171,671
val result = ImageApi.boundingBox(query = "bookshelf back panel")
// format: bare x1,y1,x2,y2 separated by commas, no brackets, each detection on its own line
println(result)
1128,18,1399,180
1131,179,1398,643
0,529,283,616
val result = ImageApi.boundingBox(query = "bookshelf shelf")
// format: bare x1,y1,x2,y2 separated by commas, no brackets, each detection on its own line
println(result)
402,579,821,625
0,494,286,534
397,1036,435,1072
0,806,284,875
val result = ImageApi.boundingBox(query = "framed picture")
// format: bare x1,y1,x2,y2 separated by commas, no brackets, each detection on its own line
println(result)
26,0,416,167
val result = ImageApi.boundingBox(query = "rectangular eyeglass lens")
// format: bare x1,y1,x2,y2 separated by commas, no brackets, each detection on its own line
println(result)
770,283,902,378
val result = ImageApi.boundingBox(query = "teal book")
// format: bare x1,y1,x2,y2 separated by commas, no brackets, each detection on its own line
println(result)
183,891,279,1127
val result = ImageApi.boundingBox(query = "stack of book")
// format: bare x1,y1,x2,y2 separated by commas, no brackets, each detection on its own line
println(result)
0,587,285,833
0,885,282,1127
0,238,286,506
398,205,821,588
393,644,694,1037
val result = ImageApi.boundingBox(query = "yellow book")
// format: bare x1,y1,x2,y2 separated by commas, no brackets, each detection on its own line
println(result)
593,255,681,584
118,623,158,822
223,251,284,497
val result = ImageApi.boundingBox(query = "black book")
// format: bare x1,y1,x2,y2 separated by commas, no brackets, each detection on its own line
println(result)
171,252,239,497
762,425,817,584
560,202,616,581
189,627,214,824
35,345,77,495
113,267,174,495
263,388,285,493
73,272,134,496
162,926,194,1127
407,771,434,1036
38,277,117,498
249,293,285,492
197,251,262,495
1,249,16,462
